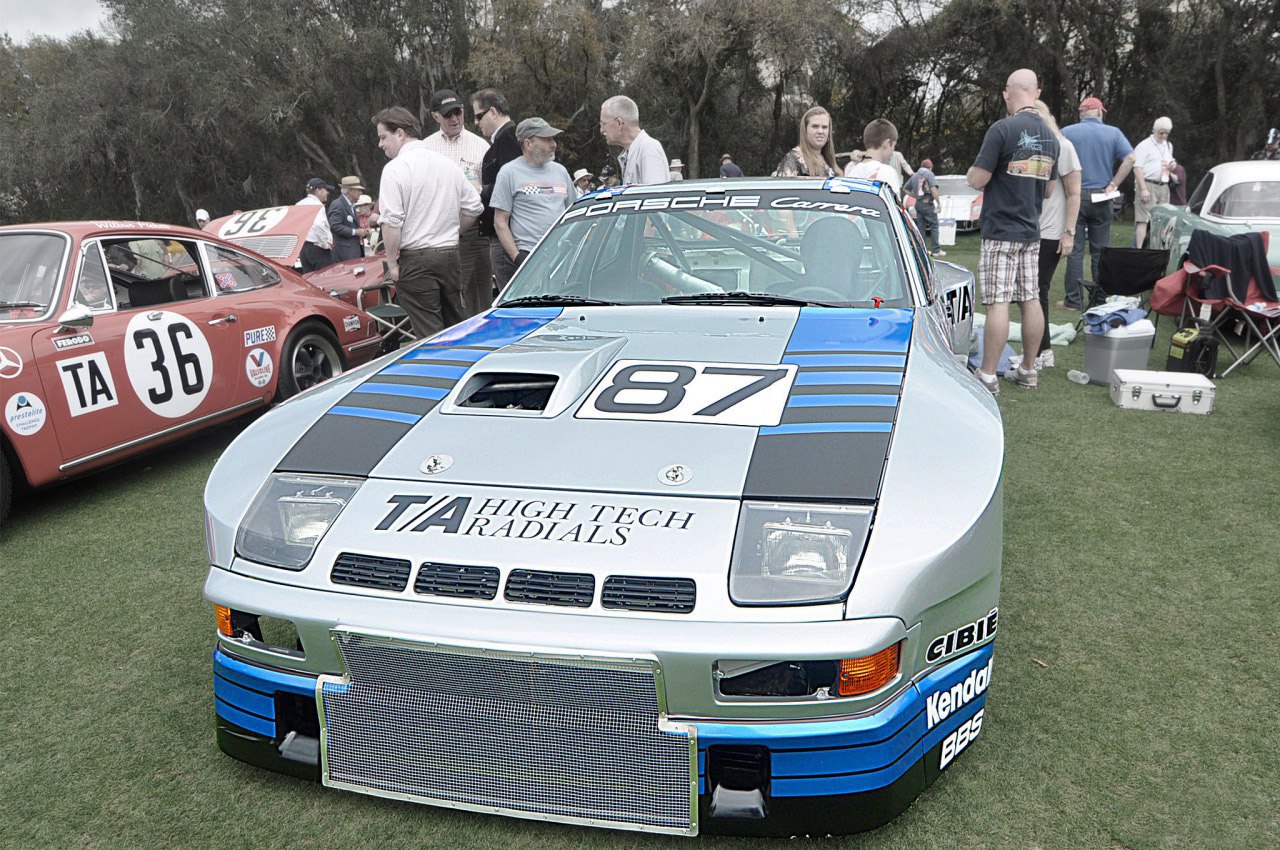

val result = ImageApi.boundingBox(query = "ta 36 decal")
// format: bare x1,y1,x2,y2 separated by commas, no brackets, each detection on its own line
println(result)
5,392,47,436
243,325,276,347
53,332,94,350
926,608,998,664
577,360,797,427
57,352,119,416
124,311,213,418
218,207,289,239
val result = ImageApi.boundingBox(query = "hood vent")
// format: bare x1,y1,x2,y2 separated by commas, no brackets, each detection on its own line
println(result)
456,372,558,411
504,569,595,607
602,576,697,614
414,563,500,600
331,552,411,592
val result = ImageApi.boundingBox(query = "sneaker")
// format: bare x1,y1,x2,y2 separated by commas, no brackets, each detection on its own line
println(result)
1004,364,1038,389
1035,349,1055,369
974,369,1000,395
931,249,947,257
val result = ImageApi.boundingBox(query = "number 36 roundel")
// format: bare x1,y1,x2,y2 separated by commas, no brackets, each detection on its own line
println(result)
124,312,214,418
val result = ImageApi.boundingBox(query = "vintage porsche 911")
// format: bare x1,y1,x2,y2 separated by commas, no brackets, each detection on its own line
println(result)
203,177,1000,837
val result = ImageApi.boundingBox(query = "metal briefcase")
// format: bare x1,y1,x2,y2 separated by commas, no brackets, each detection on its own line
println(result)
1110,369,1216,414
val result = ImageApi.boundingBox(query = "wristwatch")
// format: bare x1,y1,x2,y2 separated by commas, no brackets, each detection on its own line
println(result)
1064,229,1076,236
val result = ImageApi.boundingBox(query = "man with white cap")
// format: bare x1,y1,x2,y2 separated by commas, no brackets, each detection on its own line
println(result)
572,168,595,194
490,117,577,287
329,175,372,261
195,209,210,230
1132,117,1175,247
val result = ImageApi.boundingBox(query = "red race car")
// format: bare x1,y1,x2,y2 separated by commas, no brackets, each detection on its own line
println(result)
0,220,385,521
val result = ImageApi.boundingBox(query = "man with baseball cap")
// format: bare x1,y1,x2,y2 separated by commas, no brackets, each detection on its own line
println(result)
490,118,577,287
297,177,336,272
329,176,372,261
1060,96,1134,310
424,89,493,317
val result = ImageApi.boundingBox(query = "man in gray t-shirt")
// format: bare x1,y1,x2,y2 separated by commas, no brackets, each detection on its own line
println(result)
491,117,578,287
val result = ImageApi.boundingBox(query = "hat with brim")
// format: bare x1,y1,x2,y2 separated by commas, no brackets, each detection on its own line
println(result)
430,89,464,115
339,175,365,191
355,194,373,207
573,168,594,182
1079,96,1106,113
516,117,563,142
669,159,684,169
306,177,336,192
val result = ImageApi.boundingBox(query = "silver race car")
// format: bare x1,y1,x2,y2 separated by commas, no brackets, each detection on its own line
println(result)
203,177,1000,837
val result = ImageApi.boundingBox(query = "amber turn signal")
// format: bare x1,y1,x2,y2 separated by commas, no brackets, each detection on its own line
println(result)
215,605,233,636
836,642,901,697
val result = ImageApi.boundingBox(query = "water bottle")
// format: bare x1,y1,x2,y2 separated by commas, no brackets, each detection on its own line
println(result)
1067,370,1090,385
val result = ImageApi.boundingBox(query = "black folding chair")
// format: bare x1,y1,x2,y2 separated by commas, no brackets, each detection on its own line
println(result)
1076,246,1170,332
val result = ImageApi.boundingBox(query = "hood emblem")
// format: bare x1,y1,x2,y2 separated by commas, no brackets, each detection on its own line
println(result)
420,454,454,475
659,464,692,486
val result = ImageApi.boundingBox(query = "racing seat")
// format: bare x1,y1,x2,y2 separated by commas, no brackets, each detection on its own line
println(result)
798,217,865,300
358,279,414,350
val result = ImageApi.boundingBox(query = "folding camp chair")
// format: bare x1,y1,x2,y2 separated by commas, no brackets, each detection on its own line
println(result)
1075,246,1170,332
357,281,415,350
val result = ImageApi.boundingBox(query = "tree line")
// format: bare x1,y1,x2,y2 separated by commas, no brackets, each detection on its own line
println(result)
1,0,1275,226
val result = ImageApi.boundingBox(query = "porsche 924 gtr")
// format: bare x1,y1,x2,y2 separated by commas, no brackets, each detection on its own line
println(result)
202,177,1000,837
0,221,384,521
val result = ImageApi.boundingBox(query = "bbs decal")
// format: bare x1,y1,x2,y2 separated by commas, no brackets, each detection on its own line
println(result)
578,360,797,427
926,608,998,664
124,311,213,418
940,709,983,770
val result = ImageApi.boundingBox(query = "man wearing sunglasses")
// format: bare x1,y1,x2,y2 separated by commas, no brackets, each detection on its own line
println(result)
471,88,524,290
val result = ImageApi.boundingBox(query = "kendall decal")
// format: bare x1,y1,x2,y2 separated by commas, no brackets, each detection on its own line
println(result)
375,494,695,547
926,608,998,664
926,659,992,730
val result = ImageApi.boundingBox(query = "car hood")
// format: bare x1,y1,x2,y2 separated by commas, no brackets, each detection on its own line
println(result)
273,305,914,500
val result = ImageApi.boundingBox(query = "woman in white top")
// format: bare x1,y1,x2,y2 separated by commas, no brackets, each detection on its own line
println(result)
1033,99,1082,368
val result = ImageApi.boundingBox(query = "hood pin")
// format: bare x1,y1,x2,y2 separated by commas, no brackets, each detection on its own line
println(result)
420,454,454,475
659,464,692,486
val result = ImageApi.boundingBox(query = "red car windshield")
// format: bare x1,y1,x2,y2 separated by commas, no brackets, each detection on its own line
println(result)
0,232,67,321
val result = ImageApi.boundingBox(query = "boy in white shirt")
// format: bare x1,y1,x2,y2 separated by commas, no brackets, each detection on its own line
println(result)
845,119,903,196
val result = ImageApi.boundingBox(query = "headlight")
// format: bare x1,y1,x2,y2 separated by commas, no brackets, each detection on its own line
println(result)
729,502,873,606
235,474,362,569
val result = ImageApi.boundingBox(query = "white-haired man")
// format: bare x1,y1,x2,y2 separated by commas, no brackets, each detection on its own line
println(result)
1133,117,1175,247
599,95,669,185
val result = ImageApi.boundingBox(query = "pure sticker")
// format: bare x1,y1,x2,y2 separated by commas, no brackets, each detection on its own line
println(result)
243,325,276,347
4,392,46,435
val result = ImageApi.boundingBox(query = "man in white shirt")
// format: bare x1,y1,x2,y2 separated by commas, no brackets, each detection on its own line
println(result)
599,95,669,185
1132,116,1175,247
297,177,335,273
844,119,903,196
373,106,484,339
423,89,493,318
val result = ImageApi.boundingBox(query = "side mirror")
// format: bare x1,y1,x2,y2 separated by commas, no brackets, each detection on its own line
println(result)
56,304,94,331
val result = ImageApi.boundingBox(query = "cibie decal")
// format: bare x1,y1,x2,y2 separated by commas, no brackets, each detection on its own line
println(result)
343,315,361,333
53,333,94,351
243,325,277,347
926,659,992,730
0,346,23,379
578,360,797,427
57,352,118,416
926,608,998,664
940,709,983,770
4,392,47,436
124,311,213,418
375,493,695,547
245,348,274,388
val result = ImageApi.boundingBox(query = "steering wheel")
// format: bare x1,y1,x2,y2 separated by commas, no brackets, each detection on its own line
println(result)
785,285,846,302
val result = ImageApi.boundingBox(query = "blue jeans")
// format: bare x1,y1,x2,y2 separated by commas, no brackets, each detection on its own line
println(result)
917,204,940,251
1064,197,1113,308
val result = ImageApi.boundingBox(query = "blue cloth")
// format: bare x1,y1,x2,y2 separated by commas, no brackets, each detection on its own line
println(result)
1061,119,1133,190
1084,306,1146,334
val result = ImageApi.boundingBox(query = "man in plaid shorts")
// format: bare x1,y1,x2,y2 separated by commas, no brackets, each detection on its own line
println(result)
966,68,1059,393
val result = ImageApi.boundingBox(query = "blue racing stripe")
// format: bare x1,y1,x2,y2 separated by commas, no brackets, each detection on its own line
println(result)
381,363,471,380
785,307,913,353
787,394,899,408
400,348,490,363
760,422,893,435
327,406,422,425
795,371,903,386
350,382,449,400
784,354,907,368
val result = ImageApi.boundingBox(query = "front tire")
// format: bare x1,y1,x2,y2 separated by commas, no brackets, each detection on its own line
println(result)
277,321,344,401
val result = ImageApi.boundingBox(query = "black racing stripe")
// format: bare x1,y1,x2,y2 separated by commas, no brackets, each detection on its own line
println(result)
364,374,458,390
743,432,891,501
781,406,897,424
795,364,905,374
344,394,439,416
791,384,903,396
277,417,415,476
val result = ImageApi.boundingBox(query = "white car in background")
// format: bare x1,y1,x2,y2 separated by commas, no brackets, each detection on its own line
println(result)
904,175,983,232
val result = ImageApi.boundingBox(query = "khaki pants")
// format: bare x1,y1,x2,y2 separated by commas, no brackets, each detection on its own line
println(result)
397,246,464,339
1134,181,1170,223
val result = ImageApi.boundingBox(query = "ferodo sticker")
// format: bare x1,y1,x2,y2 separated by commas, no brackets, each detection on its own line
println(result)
578,360,797,427
124,311,213,418
245,348,274,388
5,392,47,435
926,608,998,664
53,332,94,350
57,352,118,416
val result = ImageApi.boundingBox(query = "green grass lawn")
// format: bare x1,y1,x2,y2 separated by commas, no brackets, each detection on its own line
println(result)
2,223,1277,848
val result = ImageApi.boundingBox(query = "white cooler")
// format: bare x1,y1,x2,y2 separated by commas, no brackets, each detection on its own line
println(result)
1110,369,1216,414
938,218,957,246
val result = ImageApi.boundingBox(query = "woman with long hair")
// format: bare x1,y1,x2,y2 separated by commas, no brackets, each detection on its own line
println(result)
1032,99,1082,368
773,106,838,178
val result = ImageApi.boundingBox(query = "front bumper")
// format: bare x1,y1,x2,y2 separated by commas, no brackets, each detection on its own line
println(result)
212,640,993,836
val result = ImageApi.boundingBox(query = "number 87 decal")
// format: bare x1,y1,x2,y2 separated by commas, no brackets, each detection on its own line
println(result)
579,361,797,426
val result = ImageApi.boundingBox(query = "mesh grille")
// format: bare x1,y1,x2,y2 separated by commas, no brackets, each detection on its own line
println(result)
229,234,299,260
320,633,694,833
504,569,595,607
414,563,500,599
601,576,697,614
331,552,411,591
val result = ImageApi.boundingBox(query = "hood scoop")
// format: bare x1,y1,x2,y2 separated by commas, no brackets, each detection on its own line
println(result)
438,331,627,418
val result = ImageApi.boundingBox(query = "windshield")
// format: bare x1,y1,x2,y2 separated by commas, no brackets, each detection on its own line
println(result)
936,177,980,198
499,189,910,308
1209,181,1280,219
0,232,69,322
